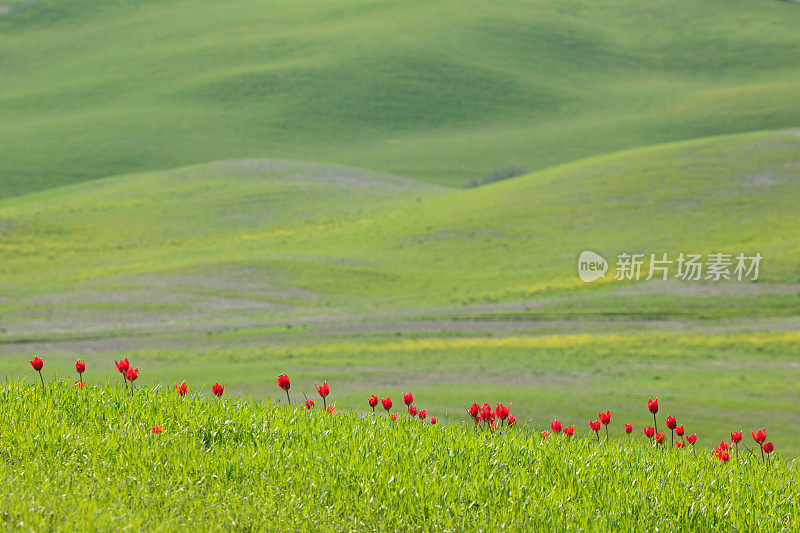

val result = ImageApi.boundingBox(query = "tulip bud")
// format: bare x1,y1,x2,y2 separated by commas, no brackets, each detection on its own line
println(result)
648,397,658,415
29,356,44,372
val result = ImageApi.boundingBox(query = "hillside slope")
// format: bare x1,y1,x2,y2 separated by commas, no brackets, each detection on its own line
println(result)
1,0,800,194
0,128,798,344
1,131,799,453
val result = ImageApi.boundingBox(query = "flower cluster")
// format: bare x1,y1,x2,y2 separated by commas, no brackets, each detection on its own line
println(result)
26,358,780,462
466,402,515,433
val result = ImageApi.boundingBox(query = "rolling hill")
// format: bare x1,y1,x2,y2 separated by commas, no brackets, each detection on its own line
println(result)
1,128,798,451
2,0,800,195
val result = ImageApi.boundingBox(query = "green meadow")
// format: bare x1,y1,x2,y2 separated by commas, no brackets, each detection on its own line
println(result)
1,382,798,531
1,0,799,527
1,129,798,452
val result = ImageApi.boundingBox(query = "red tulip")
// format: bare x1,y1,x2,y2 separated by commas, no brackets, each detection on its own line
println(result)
114,358,130,389
718,451,730,462
550,420,562,433
408,405,418,417
717,440,731,451
29,356,44,372
507,414,517,427
381,397,392,412
315,382,330,408
752,428,766,444
114,358,129,374
655,432,665,445
597,411,611,439
589,419,601,440
125,367,139,382
563,425,575,439
29,356,45,389
686,434,697,445
403,392,413,406
430,417,437,425
495,403,510,422
368,394,379,412
540,431,549,439
152,426,163,434
175,381,188,397
648,397,658,414
762,441,774,454
418,409,427,420
644,426,655,439
74,381,86,390
75,359,86,375
389,413,397,421
677,440,685,448
277,374,291,403
675,425,684,437
325,405,335,414
211,382,224,397
304,399,315,410
665,415,677,446
469,402,480,421
730,431,742,443
624,423,633,434
648,397,659,433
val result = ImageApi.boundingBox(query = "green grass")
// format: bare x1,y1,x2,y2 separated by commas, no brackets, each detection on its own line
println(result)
7,331,800,453
0,381,797,530
1,0,800,194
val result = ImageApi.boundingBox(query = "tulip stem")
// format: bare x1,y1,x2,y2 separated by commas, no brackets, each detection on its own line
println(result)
121,373,128,390
605,426,609,441
671,430,674,447
285,390,291,405
652,413,658,435
37,370,45,390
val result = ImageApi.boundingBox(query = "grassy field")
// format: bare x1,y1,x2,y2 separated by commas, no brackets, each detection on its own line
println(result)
1,129,798,452
2,0,800,194
0,381,797,530
1,1,799,526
